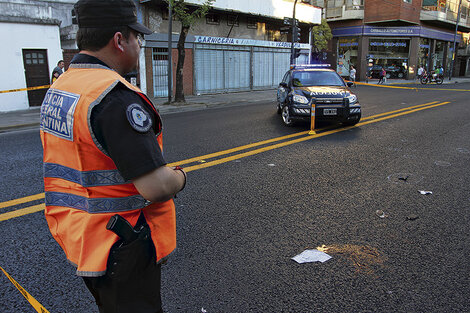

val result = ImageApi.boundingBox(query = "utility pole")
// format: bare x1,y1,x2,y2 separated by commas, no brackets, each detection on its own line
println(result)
168,1,173,103
290,0,298,65
449,0,462,81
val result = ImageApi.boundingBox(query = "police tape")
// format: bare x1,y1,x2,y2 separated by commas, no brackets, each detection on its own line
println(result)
0,85,51,94
0,266,50,313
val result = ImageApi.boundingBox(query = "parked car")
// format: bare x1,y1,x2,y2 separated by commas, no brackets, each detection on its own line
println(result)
369,65,383,79
276,64,361,126
384,65,406,79
370,65,406,79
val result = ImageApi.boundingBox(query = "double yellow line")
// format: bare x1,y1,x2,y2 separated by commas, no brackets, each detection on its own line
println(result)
0,100,449,222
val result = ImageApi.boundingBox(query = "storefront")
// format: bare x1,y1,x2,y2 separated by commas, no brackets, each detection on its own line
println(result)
337,37,358,78
332,26,462,80
368,38,410,78
145,34,311,96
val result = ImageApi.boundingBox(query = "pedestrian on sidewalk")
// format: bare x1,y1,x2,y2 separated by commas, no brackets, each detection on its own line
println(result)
349,65,356,87
417,65,424,80
51,60,65,83
39,0,186,312
377,67,386,84
53,60,65,76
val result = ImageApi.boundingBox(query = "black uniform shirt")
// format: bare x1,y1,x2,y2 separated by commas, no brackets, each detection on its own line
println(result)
70,54,166,181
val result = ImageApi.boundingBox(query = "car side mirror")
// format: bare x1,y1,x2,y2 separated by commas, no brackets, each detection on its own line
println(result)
347,82,354,87
279,82,288,88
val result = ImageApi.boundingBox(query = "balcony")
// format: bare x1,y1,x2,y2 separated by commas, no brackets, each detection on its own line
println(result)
325,0,364,21
421,0,470,31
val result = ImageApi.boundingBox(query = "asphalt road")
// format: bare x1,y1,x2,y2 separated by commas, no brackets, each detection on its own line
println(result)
0,83,469,313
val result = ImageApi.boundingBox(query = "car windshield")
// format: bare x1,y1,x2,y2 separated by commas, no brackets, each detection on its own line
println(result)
292,70,345,87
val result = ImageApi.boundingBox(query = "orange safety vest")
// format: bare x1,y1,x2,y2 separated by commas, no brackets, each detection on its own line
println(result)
40,64,176,277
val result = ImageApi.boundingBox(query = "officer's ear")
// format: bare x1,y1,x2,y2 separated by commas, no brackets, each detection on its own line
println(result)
113,32,125,53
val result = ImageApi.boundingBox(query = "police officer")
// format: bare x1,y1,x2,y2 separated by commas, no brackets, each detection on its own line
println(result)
40,0,186,312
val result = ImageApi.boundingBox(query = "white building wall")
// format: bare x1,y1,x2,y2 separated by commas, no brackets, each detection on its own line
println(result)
186,0,322,24
0,22,62,112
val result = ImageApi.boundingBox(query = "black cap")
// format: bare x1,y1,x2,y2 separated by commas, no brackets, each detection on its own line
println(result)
74,0,153,35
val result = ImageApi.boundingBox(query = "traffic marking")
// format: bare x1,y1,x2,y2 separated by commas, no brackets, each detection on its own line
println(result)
0,101,451,221
0,193,45,209
0,204,45,222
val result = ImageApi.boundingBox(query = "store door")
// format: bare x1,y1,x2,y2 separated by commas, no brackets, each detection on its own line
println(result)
22,49,49,106
253,47,290,89
152,48,170,97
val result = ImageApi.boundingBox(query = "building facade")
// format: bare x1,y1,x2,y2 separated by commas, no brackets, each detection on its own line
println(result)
139,0,322,97
312,0,470,80
0,0,75,111
0,0,321,111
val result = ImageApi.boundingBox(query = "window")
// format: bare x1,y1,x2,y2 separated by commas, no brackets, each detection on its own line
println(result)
247,18,257,29
227,15,239,26
292,71,346,87
162,9,177,20
71,9,77,24
206,14,220,25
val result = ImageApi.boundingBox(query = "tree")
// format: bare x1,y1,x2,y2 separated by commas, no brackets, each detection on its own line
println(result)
165,0,214,103
311,18,332,52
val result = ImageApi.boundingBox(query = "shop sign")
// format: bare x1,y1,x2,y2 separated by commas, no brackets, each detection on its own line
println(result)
370,41,407,47
332,26,462,44
194,35,310,49
364,26,420,36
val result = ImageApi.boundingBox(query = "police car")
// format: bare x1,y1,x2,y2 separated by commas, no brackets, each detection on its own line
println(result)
276,64,361,126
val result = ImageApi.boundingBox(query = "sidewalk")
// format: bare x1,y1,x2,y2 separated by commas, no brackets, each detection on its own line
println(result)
1,77,470,132
0,89,275,132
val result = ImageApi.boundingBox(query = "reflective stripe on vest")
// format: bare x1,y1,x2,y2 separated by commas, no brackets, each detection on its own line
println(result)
44,162,128,187
45,191,149,213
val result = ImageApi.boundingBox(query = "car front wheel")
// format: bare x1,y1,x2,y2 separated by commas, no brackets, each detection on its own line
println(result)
282,105,294,126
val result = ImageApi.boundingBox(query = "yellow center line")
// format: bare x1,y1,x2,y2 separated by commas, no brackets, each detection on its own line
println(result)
170,101,440,167
184,101,449,172
0,101,450,221
0,204,45,222
0,193,45,209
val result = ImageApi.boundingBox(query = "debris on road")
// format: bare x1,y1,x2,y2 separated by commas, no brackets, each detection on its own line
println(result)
291,249,332,264
267,163,276,167
418,190,432,195
434,160,451,167
375,210,388,218
407,214,419,220
317,244,387,275
398,175,409,182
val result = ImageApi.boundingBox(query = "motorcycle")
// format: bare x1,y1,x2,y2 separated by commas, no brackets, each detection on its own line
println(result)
420,72,443,85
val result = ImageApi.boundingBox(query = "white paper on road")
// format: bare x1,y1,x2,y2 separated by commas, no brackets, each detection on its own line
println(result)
419,190,433,195
291,249,332,264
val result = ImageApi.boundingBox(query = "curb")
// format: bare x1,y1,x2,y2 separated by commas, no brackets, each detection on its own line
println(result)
0,122,39,132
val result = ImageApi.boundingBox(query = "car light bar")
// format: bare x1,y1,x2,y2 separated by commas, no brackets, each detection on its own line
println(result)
290,64,331,70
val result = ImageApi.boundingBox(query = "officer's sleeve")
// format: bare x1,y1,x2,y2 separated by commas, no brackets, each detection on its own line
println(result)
91,86,166,181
